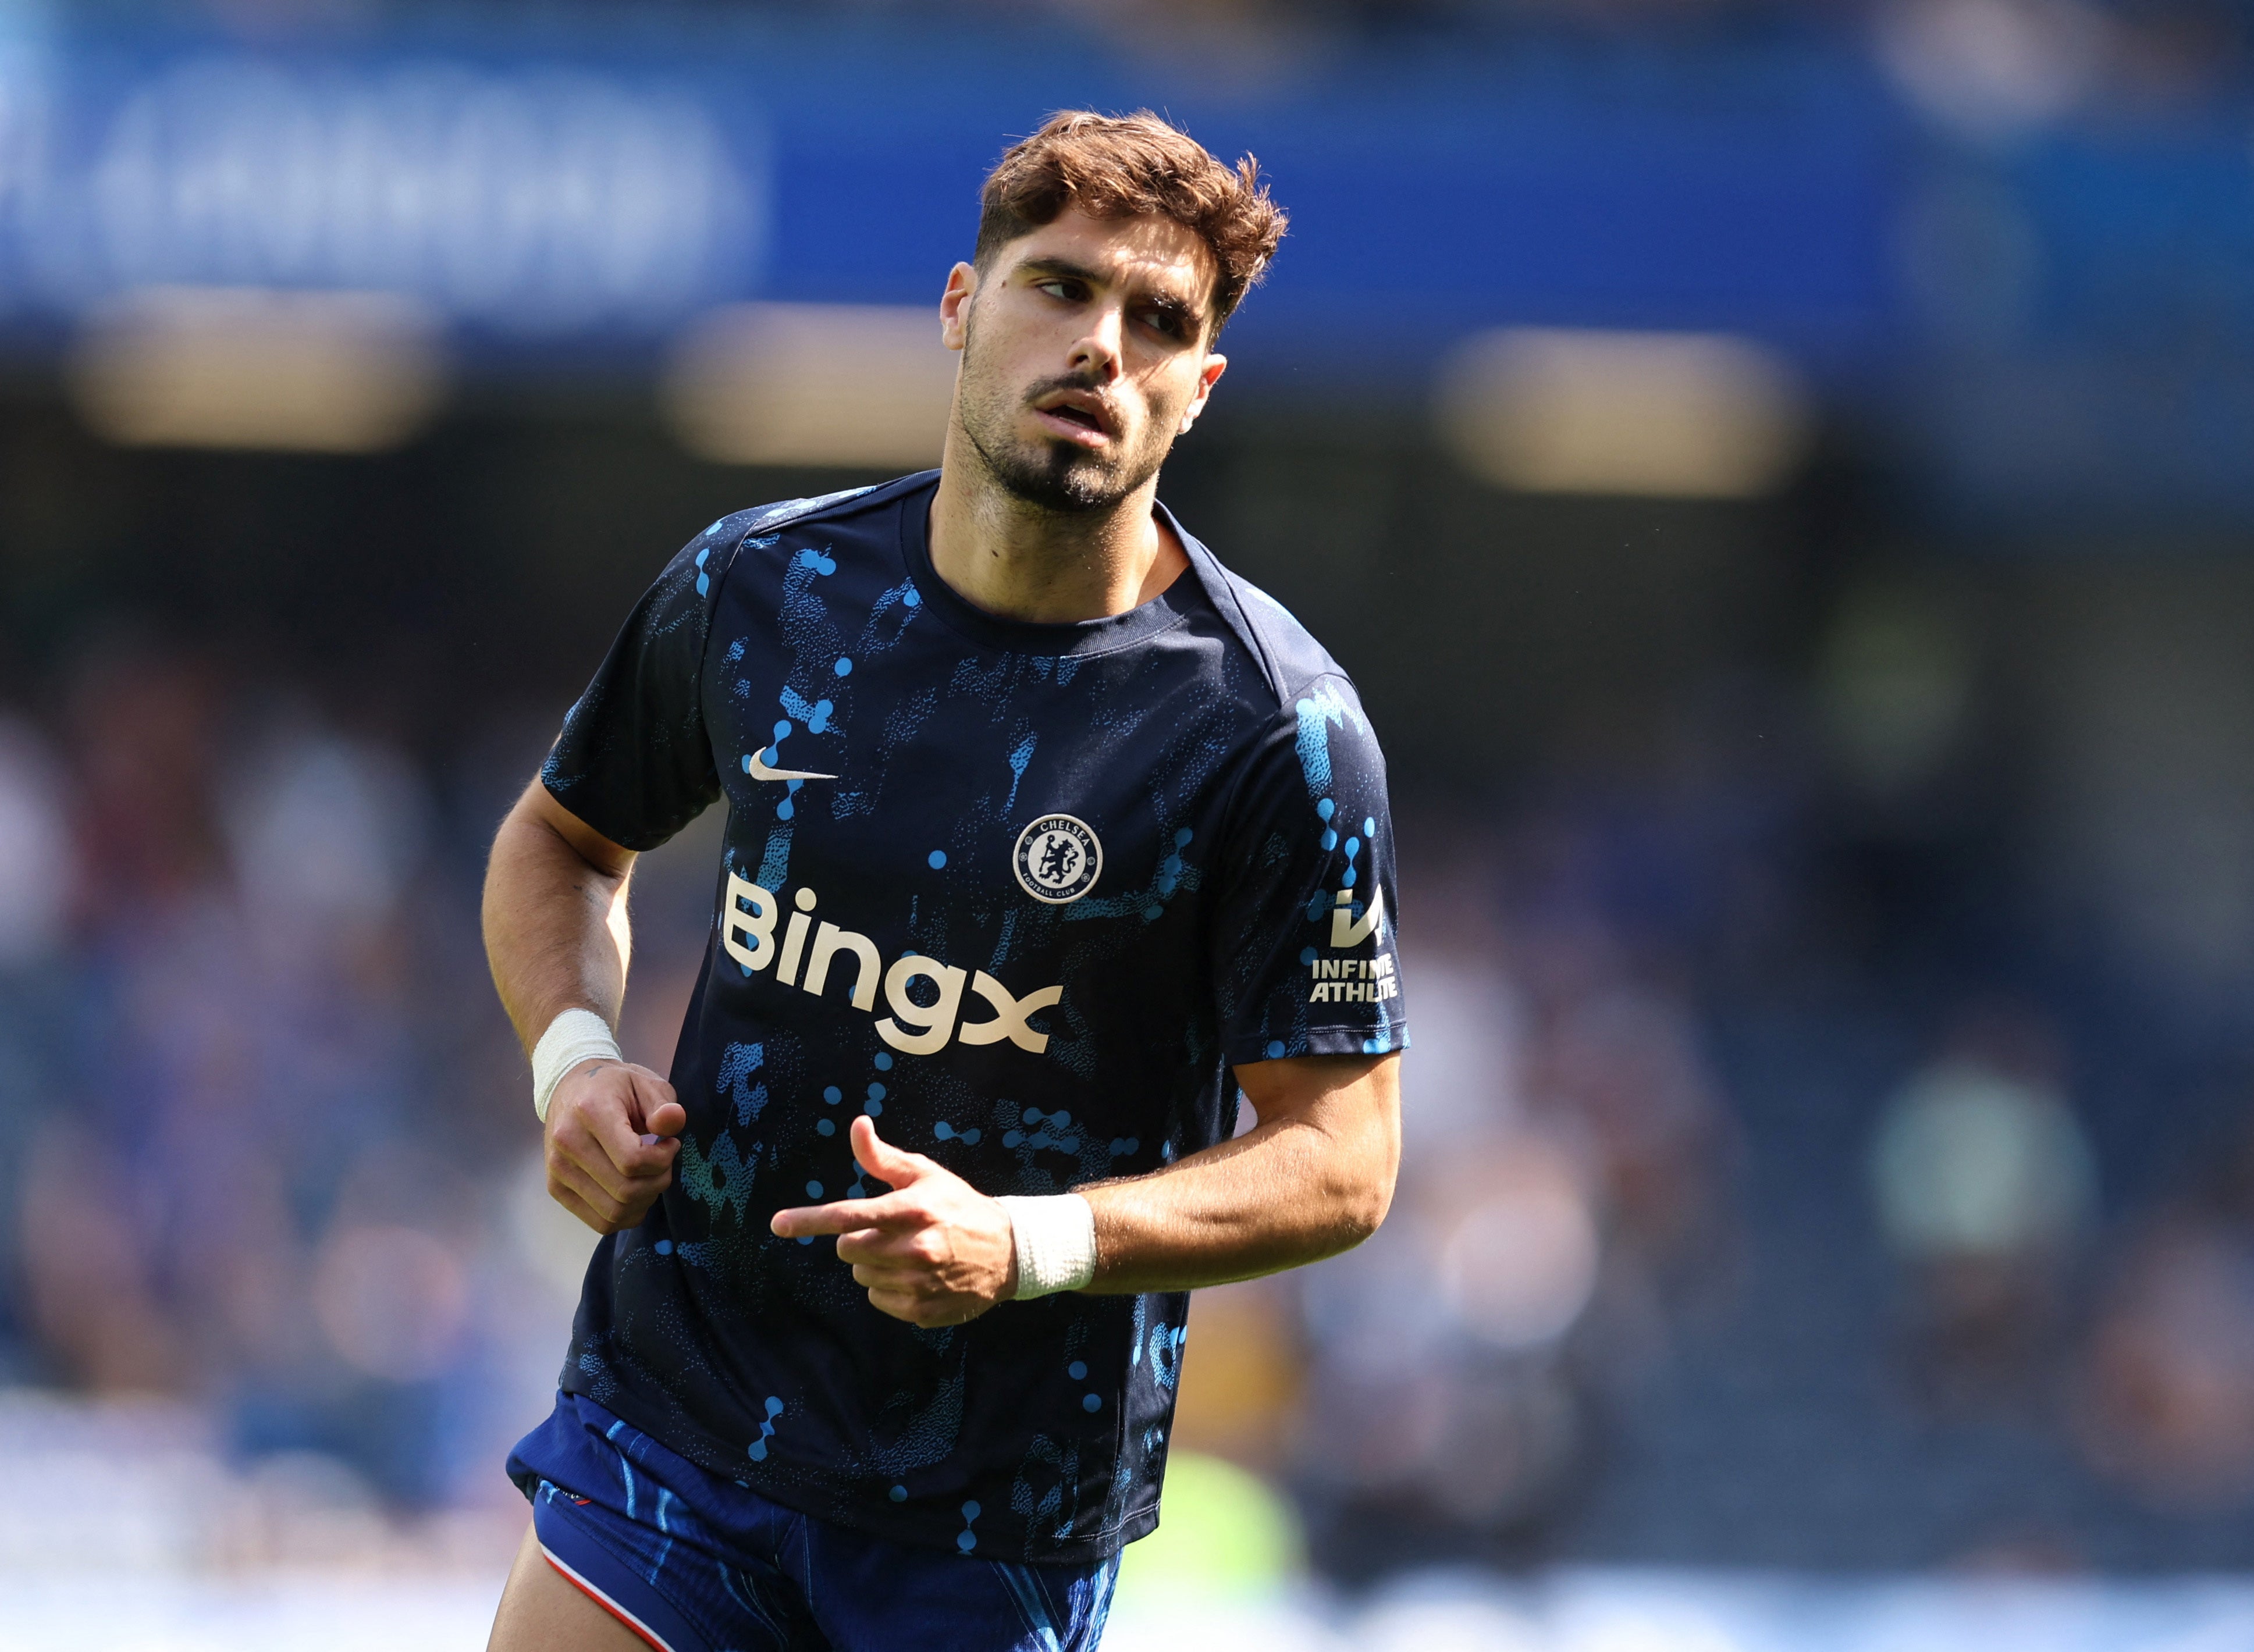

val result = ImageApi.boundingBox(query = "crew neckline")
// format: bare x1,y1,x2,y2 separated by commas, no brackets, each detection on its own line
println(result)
896,473,1201,657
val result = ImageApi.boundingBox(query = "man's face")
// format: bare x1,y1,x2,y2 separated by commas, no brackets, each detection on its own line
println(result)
941,208,1227,514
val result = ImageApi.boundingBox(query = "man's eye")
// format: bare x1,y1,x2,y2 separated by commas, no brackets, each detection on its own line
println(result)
1036,280,1082,301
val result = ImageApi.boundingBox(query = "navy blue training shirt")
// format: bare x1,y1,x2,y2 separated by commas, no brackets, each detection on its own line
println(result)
536,471,1407,1565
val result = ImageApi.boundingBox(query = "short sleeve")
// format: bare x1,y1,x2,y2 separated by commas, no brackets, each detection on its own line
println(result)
539,526,731,852
1212,675,1407,1066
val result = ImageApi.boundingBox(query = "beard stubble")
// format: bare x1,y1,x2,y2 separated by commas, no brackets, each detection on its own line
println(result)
954,319,1171,515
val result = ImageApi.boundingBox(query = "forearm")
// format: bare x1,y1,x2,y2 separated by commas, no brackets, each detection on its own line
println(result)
481,780,637,1054
769,1060,1403,1326
1078,1057,1400,1294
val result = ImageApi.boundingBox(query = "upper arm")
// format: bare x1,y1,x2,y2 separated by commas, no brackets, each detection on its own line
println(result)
538,524,733,854
511,777,638,881
1234,1052,1403,1228
1235,1051,1400,1135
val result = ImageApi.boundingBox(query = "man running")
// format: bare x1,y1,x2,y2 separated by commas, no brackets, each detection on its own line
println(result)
484,109,1406,1652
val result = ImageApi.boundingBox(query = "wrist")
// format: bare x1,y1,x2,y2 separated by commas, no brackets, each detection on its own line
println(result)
996,1193,1097,1299
531,1008,623,1123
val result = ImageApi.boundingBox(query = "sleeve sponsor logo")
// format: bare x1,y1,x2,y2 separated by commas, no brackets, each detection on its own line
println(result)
1330,885,1384,949
1309,952,1400,1004
719,873,1063,1056
1316,885,1395,1002
1012,815,1102,904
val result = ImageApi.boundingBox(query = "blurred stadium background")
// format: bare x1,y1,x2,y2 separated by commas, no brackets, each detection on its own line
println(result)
6,0,2254,1645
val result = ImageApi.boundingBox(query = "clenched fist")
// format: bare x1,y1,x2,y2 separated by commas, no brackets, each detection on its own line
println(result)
545,1059,687,1234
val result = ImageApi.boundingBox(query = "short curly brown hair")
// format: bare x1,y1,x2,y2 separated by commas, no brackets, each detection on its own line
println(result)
974,110,1288,336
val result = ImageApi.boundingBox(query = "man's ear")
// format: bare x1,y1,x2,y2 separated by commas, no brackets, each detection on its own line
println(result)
1178,353,1228,436
940,261,978,353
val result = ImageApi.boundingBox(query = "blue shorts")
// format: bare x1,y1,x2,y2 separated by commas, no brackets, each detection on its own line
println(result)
507,1394,1119,1652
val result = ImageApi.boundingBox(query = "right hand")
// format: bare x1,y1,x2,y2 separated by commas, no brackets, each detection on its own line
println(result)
545,1060,687,1234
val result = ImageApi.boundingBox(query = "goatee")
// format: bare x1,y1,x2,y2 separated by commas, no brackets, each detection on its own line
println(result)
955,343,1164,514
966,422,1145,515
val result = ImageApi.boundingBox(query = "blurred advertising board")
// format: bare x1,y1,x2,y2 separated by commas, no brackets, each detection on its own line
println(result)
0,16,1896,372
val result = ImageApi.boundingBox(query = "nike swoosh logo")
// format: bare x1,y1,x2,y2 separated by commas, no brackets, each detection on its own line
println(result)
746,747,837,783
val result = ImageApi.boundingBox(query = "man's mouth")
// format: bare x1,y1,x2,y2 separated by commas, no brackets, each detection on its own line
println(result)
1031,391,1114,447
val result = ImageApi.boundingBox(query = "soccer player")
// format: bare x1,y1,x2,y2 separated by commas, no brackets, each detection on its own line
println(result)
483,110,1407,1652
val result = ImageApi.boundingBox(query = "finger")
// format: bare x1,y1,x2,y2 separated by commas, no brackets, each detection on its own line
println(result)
627,1071,688,1140
557,1156,666,1233
549,1158,631,1230
770,1194,915,1240
865,1288,926,1324
557,1127,673,1205
550,1183,618,1236
851,1115,933,1187
551,1140,669,1219
836,1226,934,1267
584,1094,681,1183
850,1262,927,1291
866,1288,982,1329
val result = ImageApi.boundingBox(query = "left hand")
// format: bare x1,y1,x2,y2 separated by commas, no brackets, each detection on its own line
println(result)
770,1116,1018,1327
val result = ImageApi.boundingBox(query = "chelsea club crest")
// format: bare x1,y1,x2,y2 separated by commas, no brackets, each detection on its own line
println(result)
1013,815,1102,904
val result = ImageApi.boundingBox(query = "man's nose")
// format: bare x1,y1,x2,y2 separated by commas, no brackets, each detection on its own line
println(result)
1066,305,1124,380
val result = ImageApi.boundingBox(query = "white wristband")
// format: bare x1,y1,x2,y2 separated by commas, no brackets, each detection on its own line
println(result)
532,1008,623,1123
997,1194,1097,1299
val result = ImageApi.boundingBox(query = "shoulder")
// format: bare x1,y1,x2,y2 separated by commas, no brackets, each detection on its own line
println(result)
696,471,934,586
735,472,929,543
1175,526,1368,726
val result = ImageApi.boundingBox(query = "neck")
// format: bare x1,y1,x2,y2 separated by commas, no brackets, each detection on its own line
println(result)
926,429,1187,625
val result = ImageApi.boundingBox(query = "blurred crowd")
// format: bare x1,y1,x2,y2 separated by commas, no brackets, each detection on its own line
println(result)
0,636,579,1534
1172,675,2254,1569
